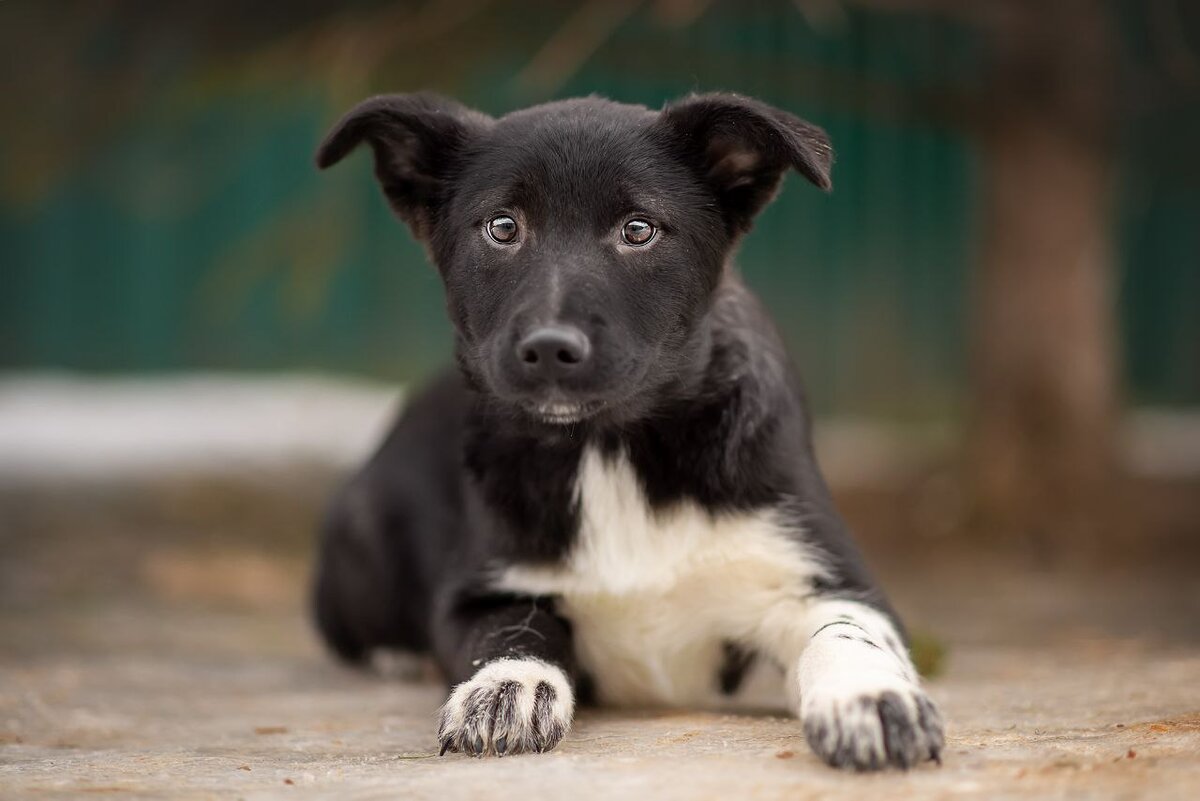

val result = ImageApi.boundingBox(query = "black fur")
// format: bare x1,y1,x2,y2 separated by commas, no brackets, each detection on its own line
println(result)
718,641,757,696
312,92,920,765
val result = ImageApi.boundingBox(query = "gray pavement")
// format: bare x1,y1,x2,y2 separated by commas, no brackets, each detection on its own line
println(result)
2,552,1198,800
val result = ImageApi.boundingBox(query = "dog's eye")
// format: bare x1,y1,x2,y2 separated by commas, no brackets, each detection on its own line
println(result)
621,219,655,246
487,216,519,244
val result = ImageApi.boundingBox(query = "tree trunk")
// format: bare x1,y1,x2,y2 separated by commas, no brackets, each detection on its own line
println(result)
969,124,1118,549
966,0,1120,553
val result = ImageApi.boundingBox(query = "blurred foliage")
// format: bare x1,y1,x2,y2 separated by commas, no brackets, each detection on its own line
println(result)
909,628,947,679
1,0,1196,409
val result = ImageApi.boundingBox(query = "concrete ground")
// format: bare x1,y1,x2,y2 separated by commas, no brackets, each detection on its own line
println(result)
3,518,1199,800
2,377,1199,799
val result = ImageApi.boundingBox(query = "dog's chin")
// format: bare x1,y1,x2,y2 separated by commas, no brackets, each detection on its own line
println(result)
526,399,606,426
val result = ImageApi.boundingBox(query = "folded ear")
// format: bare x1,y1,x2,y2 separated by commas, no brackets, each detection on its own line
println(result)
316,92,492,238
658,93,833,233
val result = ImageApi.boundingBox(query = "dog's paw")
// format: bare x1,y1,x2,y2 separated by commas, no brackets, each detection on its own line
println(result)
437,658,574,757
801,681,944,771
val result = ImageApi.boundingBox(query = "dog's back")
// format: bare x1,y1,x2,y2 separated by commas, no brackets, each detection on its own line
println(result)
313,370,467,661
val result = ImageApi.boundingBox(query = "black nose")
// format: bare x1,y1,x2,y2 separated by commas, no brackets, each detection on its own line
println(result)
516,326,591,380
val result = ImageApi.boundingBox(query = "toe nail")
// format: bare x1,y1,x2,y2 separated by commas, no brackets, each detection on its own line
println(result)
496,735,508,755
473,734,484,755
438,738,452,756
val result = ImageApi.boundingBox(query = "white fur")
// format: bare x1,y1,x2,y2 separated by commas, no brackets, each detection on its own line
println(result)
491,446,944,766
496,446,831,707
439,658,574,752
793,600,941,768
789,599,918,711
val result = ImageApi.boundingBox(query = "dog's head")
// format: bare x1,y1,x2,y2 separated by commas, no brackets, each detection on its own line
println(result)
317,93,831,426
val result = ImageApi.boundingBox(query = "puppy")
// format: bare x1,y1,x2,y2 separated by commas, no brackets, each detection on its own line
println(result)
312,92,944,771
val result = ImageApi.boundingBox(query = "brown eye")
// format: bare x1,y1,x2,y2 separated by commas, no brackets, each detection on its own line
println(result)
487,215,518,244
622,219,655,246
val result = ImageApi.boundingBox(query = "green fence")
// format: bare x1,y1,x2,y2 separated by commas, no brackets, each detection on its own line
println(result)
1,1,1196,414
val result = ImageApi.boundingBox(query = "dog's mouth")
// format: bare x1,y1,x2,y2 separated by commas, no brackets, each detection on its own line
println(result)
529,399,605,425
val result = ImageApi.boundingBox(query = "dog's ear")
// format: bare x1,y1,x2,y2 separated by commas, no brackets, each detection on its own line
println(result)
658,93,833,232
316,92,492,237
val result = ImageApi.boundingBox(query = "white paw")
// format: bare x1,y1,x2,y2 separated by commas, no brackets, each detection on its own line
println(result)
437,658,574,757
801,678,944,771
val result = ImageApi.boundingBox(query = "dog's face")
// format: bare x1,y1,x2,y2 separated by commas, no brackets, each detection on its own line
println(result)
317,93,831,426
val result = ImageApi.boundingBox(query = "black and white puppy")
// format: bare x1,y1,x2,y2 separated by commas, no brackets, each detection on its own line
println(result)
312,92,944,771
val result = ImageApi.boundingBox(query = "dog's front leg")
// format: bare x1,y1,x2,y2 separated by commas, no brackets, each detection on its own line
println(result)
433,593,575,757
792,599,944,770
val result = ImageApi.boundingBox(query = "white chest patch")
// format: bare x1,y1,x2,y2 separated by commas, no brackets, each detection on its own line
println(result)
494,446,828,708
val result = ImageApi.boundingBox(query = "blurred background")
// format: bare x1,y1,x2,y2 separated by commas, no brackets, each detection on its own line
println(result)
3,0,1200,674
2,2,1200,795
